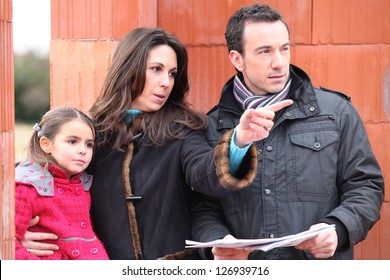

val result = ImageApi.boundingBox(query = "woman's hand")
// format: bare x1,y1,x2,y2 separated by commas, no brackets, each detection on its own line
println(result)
21,216,59,256
235,99,293,147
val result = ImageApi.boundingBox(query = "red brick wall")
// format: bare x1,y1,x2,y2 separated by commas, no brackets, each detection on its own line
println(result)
0,0,15,259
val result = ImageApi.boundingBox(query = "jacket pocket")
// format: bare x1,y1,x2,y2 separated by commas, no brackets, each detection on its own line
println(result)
287,129,339,202
289,130,338,151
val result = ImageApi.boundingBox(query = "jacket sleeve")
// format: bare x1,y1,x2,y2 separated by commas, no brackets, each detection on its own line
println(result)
15,184,40,260
324,99,384,248
191,192,231,259
213,129,258,190
182,129,257,198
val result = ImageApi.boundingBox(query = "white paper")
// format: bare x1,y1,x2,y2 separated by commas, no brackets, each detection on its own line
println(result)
186,224,335,252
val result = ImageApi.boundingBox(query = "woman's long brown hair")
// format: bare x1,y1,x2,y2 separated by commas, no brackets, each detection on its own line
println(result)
90,27,207,150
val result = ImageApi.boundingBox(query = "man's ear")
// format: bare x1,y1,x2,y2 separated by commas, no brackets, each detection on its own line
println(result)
39,136,52,154
229,50,244,72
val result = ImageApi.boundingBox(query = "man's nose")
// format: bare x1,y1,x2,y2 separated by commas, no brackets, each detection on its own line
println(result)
272,51,285,68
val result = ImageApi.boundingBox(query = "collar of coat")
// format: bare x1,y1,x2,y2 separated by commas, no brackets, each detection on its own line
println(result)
213,64,320,122
15,160,92,196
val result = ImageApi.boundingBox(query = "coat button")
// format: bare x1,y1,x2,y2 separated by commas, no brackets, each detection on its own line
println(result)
285,112,291,117
58,188,64,195
265,189,271,195
269,233,275,238
75,187,81,195
90,248,99,254
80,221,87,229
266,146,273,152
71,249,80,258
314,142,321,149
309,106,315,112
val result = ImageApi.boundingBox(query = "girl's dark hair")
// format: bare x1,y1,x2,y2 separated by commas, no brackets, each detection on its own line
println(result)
27,106,95,168
225,3,289,55
89,27,207,150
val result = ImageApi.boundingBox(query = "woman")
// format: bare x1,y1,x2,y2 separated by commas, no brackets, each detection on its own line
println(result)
21,27,292,260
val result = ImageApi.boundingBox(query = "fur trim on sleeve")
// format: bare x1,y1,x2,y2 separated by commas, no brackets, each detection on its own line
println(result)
214,129,258,190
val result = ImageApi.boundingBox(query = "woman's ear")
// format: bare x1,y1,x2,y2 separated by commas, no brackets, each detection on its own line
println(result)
39,136,52,154
229,50,244,72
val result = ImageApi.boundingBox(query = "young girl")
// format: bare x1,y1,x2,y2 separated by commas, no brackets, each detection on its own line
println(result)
15,107,109,260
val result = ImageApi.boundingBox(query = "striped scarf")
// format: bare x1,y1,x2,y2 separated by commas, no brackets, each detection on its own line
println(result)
233,73,291,110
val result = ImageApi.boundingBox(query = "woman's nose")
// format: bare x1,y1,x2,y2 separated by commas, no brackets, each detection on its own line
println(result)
160,72,172,87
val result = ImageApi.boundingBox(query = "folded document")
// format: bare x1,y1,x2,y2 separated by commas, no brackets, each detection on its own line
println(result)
186,224,336,252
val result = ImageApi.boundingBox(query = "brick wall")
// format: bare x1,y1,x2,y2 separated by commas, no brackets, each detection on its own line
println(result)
0,0,15,259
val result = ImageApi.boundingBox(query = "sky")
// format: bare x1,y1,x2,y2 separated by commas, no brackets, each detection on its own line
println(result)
13,0,51,55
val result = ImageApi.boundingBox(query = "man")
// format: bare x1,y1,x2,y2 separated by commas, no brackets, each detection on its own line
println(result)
192,3,384,260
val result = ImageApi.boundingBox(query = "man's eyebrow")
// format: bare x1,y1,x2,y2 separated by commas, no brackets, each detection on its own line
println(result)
254,45,272,51
254,42,290,52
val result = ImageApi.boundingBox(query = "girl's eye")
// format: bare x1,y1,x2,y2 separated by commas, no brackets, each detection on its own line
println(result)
169,71,177,78
86,143,94,149
69,139,77,145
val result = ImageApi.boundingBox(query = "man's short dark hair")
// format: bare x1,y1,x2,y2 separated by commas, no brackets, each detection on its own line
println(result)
225,3,289,54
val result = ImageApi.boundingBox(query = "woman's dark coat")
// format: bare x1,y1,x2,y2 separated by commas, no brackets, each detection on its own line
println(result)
90,128,257,260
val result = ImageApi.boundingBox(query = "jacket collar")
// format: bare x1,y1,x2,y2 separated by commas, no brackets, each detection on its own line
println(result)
15,160,93,196
215,64,320,123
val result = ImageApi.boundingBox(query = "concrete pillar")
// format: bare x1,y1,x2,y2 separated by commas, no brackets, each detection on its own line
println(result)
0,0,15,260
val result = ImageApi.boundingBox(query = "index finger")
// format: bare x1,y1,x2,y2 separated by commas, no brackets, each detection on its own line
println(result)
25,230,59,241
264,99,293,112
